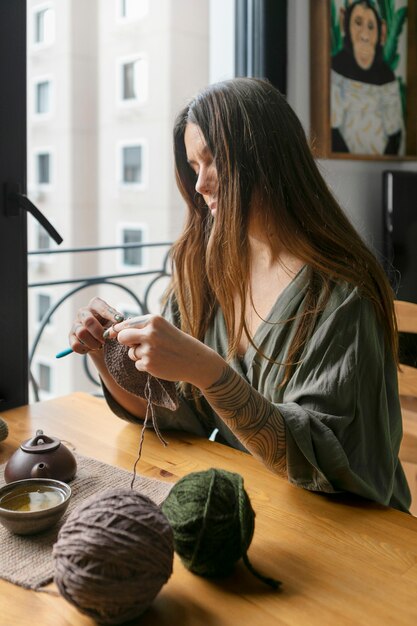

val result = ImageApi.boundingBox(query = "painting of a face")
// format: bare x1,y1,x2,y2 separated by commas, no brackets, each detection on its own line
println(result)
350,4,379,69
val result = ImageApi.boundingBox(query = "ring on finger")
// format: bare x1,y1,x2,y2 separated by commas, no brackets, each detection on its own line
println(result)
128,346,139,361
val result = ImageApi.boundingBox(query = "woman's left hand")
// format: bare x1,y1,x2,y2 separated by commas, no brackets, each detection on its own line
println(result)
105,314,225,389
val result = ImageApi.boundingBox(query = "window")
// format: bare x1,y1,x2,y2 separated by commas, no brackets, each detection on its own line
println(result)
121,144,144,185
120,226,145,267
35,80,50,114
37,293,52,325
120,57,147,103
37,223,50,250
37,362,52,393
1,0,234,408
34,6,55,45
36,152,51,184
119,0,148,21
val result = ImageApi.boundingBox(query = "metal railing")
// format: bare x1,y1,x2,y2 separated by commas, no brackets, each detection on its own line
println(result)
28,241,172,401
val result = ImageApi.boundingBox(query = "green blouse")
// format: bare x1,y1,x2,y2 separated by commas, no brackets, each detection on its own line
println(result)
104,267,411,513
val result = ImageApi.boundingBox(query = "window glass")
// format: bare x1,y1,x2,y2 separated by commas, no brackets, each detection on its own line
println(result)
38,363,51,392
122,145,142,183
120,57,147,102
34,7,54,45
122,228,143,266
37,293,51,324
37,224,50,250
123,62,136,99
37,153,50,184
23,0,235,401
35,80,50,114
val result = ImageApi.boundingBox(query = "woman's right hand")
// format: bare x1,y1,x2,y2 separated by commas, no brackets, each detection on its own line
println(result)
69,297,124,355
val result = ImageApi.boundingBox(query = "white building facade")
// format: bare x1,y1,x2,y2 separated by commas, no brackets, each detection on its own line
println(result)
27,0,233,399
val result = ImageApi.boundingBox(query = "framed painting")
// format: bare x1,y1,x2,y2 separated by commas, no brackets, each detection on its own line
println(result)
310,0,417,160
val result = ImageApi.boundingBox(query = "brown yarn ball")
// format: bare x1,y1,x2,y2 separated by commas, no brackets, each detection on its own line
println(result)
53,489,174,624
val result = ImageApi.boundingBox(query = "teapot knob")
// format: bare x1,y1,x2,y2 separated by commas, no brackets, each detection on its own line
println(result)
35,429,45,444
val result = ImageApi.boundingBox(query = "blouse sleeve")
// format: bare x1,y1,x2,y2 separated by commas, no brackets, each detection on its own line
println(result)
280,290,410,509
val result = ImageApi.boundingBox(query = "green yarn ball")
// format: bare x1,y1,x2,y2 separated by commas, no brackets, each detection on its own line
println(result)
162,468,255,578
0,417,8,442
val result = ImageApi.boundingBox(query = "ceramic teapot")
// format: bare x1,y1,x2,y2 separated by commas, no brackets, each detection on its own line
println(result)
4,429,77,483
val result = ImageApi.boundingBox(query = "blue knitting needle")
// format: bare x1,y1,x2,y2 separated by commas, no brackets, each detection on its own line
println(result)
55,347,73,359
55,314,124,359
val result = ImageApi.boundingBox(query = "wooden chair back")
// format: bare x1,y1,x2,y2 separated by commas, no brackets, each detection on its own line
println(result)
394,300,417,397
395,300,417,514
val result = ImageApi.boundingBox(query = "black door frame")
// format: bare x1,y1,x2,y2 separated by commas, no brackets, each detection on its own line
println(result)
0,0,28,410
235,0,287,95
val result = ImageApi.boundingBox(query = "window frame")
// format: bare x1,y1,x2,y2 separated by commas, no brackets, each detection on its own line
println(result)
32,147,54,188
235,0,287,95
117,222,148,271
31,75,53,118
118,140,148,189
31,3,55,49
117,54,148,105
0,0,28,410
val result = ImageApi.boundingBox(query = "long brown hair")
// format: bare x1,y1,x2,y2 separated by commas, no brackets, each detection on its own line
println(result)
169,78,398,383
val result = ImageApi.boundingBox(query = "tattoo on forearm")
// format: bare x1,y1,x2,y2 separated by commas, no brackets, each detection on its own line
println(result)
204,366,287,475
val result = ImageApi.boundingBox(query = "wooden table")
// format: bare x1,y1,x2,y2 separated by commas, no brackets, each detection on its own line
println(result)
1,393,417,626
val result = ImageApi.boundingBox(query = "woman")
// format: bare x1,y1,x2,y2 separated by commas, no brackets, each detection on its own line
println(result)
70,78,410,512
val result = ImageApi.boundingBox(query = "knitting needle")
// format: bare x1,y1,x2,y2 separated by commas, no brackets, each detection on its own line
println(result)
55,313,125,359
55,347,74,359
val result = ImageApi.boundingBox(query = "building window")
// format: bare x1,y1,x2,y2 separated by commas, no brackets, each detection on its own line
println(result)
34,7,55,45
35,80,50,114
37,224,50,251
119,0,148,20
36,152,51,184
37,293,52,325
121,227,144,267
120,57,147,102
121,145,143,184
38,363,52,393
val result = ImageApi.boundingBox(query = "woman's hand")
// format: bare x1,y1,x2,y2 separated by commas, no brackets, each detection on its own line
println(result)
105,314,225,390
69,297,124,355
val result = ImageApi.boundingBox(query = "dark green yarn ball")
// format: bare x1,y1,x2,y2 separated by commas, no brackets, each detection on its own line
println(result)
162,468,255,578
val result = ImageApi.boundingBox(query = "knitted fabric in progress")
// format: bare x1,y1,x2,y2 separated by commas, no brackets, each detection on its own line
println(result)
104,339,179,411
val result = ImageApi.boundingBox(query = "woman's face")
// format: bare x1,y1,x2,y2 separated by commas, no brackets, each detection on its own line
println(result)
350,4,378,70
184,122,219,216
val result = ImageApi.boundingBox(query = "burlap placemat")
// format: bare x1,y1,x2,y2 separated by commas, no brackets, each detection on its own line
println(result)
0,454,173,590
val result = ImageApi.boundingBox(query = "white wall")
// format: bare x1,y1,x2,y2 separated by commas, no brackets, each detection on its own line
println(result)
287,0,417,255
209,0,235,83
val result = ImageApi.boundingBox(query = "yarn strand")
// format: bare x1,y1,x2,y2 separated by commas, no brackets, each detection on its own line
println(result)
130,374,168,490
237,475,281,589
241,551,281,590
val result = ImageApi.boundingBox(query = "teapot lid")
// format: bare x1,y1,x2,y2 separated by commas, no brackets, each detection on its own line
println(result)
20,429,60,453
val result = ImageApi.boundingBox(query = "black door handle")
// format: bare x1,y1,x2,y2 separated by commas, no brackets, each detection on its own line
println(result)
3,180,63,245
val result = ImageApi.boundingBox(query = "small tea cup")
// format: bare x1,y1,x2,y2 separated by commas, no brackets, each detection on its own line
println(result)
0,478,71,535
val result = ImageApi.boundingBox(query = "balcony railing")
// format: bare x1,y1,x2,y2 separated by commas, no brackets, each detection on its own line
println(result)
28,241,172,401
